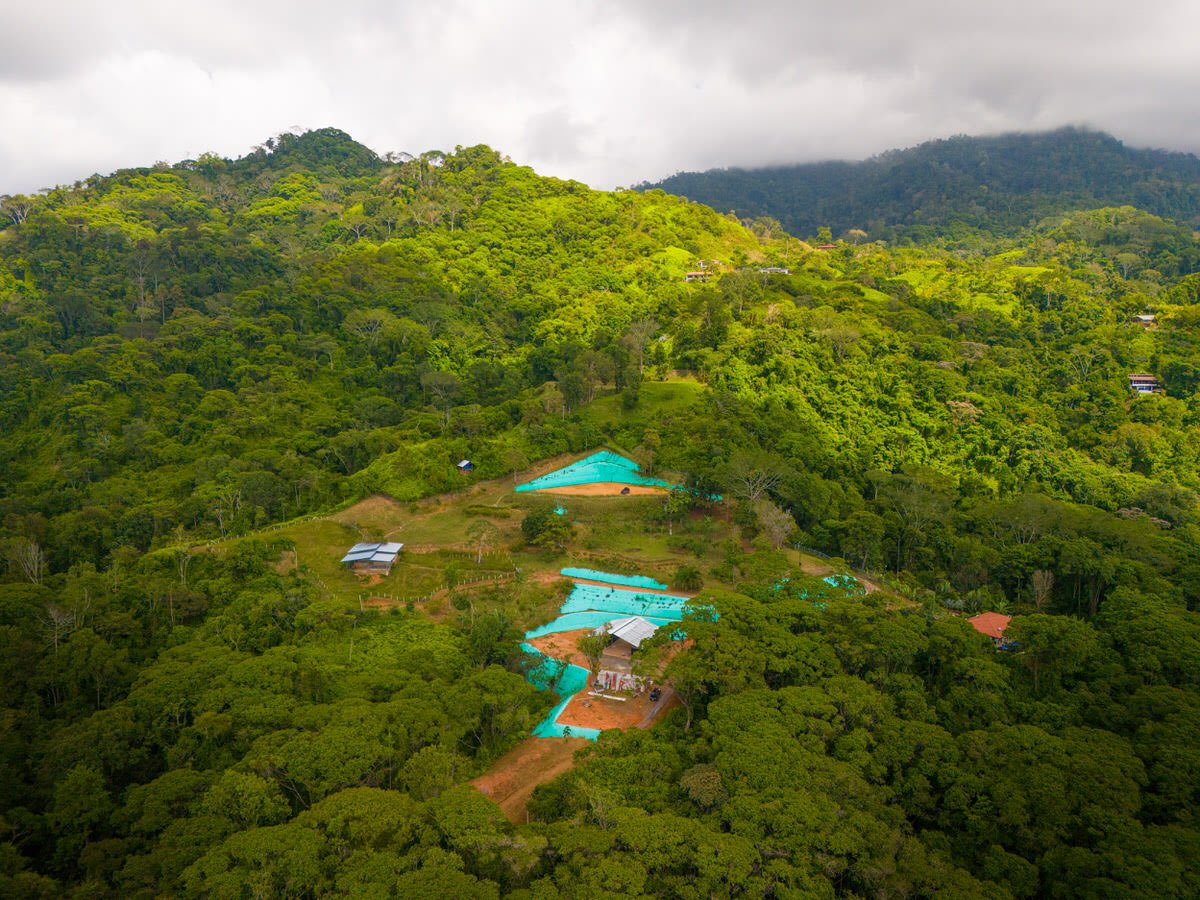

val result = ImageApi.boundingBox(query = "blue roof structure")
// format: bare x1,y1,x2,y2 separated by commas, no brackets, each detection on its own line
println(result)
340,542,404,565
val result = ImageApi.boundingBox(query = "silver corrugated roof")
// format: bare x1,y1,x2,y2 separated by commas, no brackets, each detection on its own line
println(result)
594,615,659,649
341,542,405,564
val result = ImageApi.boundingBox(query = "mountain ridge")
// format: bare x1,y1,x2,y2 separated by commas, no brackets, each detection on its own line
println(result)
640,127,1200,239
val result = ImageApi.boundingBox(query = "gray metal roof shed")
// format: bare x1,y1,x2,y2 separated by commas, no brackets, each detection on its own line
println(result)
340,542,404,565
594,615,660,649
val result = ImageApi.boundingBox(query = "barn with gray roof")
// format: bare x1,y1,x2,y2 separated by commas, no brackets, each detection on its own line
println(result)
340,541,404,575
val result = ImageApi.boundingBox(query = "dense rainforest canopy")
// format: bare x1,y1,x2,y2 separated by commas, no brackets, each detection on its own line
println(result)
1,127,1199,897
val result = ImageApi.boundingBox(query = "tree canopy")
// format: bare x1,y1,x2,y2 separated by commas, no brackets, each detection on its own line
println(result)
2,128,1200,897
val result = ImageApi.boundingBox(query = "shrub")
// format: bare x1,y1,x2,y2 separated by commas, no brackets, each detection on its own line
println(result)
674,565,703,591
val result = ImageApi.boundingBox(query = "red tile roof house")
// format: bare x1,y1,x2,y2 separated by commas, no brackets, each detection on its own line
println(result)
968,611,1013,648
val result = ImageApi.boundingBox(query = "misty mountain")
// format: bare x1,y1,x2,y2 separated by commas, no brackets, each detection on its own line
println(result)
640,128,1200,240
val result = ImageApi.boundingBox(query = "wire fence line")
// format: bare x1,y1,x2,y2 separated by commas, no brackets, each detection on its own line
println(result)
792,543,833,560
360,570,520,608
568,547,676,569
402,545,517,567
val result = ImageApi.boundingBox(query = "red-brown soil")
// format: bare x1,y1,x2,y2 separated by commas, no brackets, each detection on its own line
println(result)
525,628,594,668
471,737,589,824
470,570,690,822
557,684,680,731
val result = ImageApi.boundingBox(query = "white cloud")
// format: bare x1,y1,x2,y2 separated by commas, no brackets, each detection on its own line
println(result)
1,0,1198,193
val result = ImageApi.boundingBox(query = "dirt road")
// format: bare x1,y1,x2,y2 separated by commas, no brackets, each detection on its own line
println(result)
471,737,590,824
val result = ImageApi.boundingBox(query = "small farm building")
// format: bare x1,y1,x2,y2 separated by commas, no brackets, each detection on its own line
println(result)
457,459,474,473
592,616,659,692
340,542,404,575
596,615,660,652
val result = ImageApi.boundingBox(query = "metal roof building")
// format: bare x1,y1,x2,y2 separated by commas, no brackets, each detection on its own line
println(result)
594,615,660,649
340,542,404,574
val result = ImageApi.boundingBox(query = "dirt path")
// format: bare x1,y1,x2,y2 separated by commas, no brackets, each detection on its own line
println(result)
471,737,589,824
637,686,677,727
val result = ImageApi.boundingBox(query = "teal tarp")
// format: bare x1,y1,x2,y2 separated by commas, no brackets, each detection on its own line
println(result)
520,643,602,740
561,567,669,590
559,584,690,619
515,451,675,492
524,611,675,640
823,574,866,595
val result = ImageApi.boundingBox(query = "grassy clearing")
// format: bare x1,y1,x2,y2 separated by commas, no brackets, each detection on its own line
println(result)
209,466,879,634
579,377,704,431
197,376,869,620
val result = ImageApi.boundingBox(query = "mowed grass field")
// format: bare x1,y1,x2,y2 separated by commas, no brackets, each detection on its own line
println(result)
578,377,704,429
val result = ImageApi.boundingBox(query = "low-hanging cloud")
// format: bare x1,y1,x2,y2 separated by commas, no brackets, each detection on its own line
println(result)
1,0,1198,194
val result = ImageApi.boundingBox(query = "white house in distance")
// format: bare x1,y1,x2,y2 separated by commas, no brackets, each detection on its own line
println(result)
592,615,659,692
340,542,404,576
1128,373,1160,395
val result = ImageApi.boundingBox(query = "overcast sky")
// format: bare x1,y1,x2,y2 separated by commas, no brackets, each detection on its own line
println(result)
2,0,1199,194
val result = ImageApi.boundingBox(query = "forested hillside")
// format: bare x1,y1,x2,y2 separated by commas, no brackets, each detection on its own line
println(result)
2,129,1199,897
643,128,1200,242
